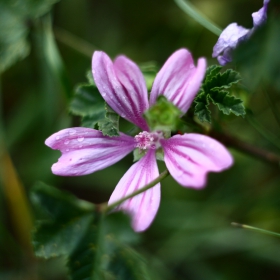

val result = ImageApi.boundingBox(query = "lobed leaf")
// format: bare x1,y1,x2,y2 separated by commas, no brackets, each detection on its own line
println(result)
31,182,149,280
194,65,244,122
98,104,120,137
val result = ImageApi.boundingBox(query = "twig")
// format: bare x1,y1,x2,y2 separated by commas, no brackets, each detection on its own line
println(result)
210,130,280,166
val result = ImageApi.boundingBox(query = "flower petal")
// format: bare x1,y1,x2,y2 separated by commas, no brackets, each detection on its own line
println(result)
108,149,160,232
161,134,233,188
252,0,269,27
92,51,149,130
150,49,206,115
45,127,135,176
212,23,249,58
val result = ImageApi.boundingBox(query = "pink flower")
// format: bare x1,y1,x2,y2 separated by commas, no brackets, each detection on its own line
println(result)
45,49,233,232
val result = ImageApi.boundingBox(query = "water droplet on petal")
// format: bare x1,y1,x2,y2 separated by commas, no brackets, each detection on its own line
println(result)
55,136,60,140
66,149,69,152
92,69,95,74
64,140,69,145
79,145,83,148
69,129,76,135
78,137,84,142
101,92,106,97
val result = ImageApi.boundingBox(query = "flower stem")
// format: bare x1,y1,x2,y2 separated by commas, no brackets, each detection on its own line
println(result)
231,222,280,238
246,114,280,151
174,0,222,36
262,88,280,130
210,130,280,167
54,27,96,58
103,169,170,213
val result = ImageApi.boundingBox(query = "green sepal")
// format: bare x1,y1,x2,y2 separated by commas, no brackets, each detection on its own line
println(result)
144,95,182,132
156,148,164,161
194,65,245,123
139,62,158,91
133,148,146,162
31,182,151,280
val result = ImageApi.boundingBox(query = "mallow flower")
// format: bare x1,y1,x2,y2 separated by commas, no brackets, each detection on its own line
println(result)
213,0,270,65
45,49,233,232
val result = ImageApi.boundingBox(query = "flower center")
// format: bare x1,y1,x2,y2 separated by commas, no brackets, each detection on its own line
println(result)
134,131,163,150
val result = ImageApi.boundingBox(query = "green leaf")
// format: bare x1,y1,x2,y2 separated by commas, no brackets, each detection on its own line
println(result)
31,182,95,258
144,95,182,132
205,65,222,83
194,65,244,123
209,90,246,117
204,69,241,93
70,81,120,136
194,92,211,123
98,104,120,137
70,84,105,118
31,182,151,280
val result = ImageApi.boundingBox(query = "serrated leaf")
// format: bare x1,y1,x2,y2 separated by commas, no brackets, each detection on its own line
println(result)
205,65,222,83
144,95,181,132
31,182,151,280
194,66,244,122
98,104,120,137
31,182,95,258
194,92,211,123
204,69,241,93
209,90,246,117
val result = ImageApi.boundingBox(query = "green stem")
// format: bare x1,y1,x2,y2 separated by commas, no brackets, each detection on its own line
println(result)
54,27,96,58
174,0,222,36
104,169,169,213
231,222,280,238
246,114,280,150
210,130,280,167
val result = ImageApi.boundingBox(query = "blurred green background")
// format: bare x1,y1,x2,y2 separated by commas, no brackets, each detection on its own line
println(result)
1,0,280,279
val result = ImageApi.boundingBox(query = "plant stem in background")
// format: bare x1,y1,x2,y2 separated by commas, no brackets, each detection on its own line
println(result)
0,77,33,255
210,130,280,167
54,27,96,58
174,0,222,36
246,114,280,150
262,88,280,129
104,169,170,213
232,222,280,238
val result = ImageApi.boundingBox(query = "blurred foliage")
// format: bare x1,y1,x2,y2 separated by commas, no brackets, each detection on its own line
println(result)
1,0,280,279
0,0,61,72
